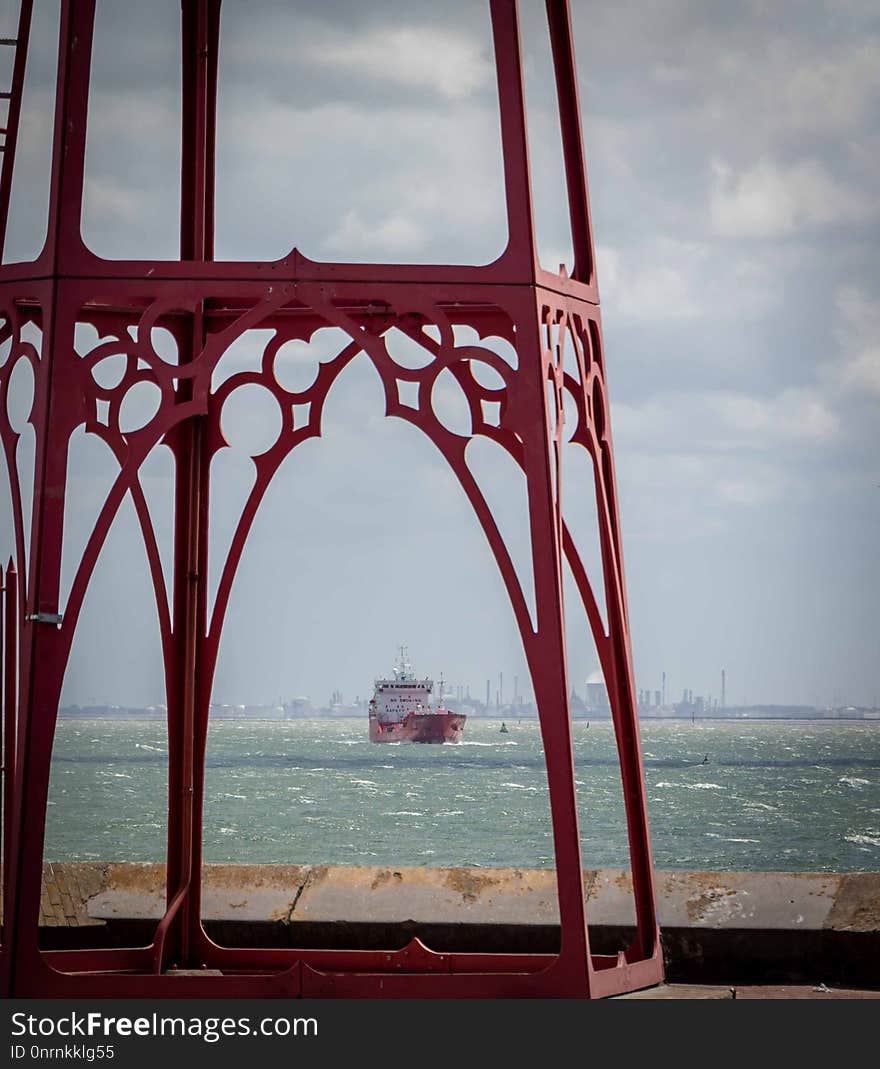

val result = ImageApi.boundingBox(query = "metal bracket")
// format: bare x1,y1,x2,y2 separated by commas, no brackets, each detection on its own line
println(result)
25,612,63,625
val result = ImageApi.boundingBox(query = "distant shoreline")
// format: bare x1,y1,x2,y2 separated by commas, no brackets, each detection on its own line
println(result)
56,713,880,724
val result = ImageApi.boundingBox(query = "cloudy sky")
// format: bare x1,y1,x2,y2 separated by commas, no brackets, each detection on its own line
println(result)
1,0,878,710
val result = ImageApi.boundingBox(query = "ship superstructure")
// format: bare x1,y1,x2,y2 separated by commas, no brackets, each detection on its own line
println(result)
368,647,466,744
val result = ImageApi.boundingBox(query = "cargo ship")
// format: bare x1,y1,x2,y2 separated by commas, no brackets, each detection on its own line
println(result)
368,647,466,744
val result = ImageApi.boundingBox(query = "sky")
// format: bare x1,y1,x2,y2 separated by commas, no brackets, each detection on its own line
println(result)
1,0,878,710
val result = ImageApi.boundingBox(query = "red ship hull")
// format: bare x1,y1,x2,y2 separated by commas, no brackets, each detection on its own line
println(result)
370,711,466,744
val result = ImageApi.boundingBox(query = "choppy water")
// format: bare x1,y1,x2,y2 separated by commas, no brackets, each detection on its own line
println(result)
43,718,880,872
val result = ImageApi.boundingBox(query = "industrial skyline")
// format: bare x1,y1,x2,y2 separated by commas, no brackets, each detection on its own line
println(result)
65,661,876,720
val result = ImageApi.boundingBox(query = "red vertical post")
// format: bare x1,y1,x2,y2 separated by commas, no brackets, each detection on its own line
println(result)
545,0,594,285
0,0,34,260
0,556,18,998
488,0,538,279
180,0,220,264
2,558,17,871
595,421,661,963
184,1,221,966
1,562,5,863
4,0,94,994
0,562,3,860
544,0,660,966
159,0,220,969
0,561,5,996
520,317,593,991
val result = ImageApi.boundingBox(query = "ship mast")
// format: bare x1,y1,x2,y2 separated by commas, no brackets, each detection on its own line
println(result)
395,644,413,681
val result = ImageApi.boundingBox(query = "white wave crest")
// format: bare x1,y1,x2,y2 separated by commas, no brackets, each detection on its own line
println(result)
654,780,724,790
844,833,880,848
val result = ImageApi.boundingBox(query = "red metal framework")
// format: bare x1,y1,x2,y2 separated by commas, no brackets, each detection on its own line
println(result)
0,0,663,997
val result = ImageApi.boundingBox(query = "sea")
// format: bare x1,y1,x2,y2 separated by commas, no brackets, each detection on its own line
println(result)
43,717,880,873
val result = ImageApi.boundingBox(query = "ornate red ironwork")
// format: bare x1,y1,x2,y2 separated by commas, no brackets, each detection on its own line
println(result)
0,0,663,997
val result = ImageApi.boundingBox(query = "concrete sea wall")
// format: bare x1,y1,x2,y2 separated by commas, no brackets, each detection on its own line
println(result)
28,863,880,988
